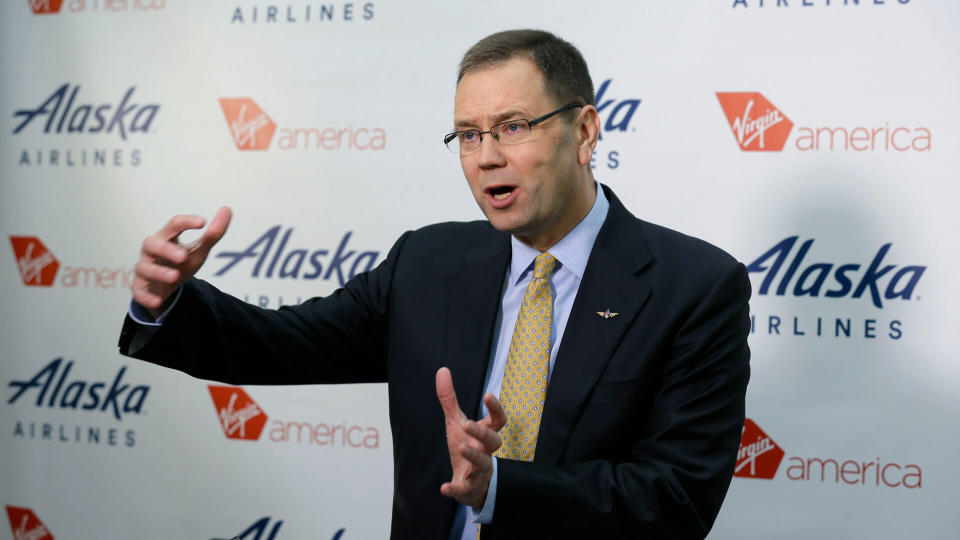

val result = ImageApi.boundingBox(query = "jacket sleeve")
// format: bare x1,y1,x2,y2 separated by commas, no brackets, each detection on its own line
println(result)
489,262,751,540
117,231,411,386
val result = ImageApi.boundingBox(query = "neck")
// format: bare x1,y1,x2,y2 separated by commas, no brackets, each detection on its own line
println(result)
516,179,597,252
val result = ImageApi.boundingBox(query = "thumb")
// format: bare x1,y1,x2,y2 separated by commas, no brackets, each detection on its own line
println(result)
435,367,462,421
196,206,232,254
483,393,508,432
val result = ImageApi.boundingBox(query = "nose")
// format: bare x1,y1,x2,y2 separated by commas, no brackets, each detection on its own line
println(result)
475,132,507,170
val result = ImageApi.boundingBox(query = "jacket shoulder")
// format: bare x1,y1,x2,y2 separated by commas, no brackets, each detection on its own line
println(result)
388,220,505,274
640,220,741,271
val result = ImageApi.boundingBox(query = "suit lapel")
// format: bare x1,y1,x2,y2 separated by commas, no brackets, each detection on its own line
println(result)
535,187,654,465
442,231,511,419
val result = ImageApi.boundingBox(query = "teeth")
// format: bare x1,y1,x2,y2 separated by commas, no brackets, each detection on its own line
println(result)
494,192,510,200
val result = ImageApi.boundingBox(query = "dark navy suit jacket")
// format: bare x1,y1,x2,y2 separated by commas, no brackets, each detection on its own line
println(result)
119,185,751,540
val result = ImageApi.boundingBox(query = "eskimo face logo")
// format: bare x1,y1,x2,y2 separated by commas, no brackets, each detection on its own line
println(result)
9,236,59,287
716,92,793,151
218,98,276,150
735,418,785,480
27,0,63,15
208,385,268,440
5,506,53,540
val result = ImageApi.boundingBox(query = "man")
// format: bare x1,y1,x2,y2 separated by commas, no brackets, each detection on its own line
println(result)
120,30,751,539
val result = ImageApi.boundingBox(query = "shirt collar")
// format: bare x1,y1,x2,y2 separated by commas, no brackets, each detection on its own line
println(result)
509,182,610,284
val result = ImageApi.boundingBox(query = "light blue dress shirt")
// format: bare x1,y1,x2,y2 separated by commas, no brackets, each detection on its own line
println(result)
450,184,609,540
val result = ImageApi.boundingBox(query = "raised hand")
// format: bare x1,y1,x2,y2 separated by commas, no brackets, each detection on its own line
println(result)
131,207,232,318
435,367,508,509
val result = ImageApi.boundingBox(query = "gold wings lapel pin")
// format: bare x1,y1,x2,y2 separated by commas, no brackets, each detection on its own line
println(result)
596,308,619,319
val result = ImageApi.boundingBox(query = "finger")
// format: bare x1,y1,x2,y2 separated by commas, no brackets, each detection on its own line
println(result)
464,420,501,453
158,214,206,241
482,393,508,431
440,482,457,497
142,236,188,265
458,442,492,472
435,367,463,422
131,284,167,310
131,275,173,306
135,260,180,285
196,206,232,253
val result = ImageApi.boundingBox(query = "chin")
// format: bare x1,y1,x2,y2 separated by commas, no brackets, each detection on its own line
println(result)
485,213,521,234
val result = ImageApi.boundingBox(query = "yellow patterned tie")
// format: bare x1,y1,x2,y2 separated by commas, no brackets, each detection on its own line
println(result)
495,251,557,461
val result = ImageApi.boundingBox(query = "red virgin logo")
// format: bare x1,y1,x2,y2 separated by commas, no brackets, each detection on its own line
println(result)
9,237,59,287
27,0,63,15
735,418,923,488
218,98,276,150
208,385,268,441
5,506,53,540
735,418,785,479
716,92,793,151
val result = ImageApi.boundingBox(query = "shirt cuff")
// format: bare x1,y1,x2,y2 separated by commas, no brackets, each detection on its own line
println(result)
128,285,183,326
470,456,497,524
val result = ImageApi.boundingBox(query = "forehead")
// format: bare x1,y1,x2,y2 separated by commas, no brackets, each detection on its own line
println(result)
454,57,551,127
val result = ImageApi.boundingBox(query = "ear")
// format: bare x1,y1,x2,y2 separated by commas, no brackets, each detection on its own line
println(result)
575,105,601,167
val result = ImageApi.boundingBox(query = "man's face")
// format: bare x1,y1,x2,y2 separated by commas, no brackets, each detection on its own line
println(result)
454,57,586,248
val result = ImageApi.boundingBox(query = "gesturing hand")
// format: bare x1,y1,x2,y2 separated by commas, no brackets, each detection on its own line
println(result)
131,207,232,318
436,367,508,509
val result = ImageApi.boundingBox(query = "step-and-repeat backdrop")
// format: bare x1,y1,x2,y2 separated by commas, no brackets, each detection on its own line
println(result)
2,1,957,538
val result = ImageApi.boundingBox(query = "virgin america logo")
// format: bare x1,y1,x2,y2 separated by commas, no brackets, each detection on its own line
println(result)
27,0,62,15
735,419,923,488
9,236,59,286
5,506,53,540
218,98,276,150
735,418,785,479
208,385,268,440
716,92,793,151
218,97,386,151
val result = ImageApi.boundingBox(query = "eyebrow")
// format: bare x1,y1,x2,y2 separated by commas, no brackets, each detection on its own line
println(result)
453,109,528,130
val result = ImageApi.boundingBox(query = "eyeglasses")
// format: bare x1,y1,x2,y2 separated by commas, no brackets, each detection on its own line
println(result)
443,102,583,155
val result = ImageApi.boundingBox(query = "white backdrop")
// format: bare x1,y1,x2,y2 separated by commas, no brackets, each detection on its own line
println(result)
2,1,958,538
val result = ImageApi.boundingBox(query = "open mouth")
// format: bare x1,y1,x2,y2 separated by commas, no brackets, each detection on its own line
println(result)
487,185,516,200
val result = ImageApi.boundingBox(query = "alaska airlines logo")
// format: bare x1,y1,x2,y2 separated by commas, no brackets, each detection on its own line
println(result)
735,419,784,479
5,506,53,540
9,236,59,286
7,358,150,421
12,84,159,140
732,0,911,8
212,516,346,540
594,79,640,140
716,92,793,151
230,2,375,24
591,78,641,171
218,98,385,151
746,236,925,309
213,228,381,286
208,385,268,441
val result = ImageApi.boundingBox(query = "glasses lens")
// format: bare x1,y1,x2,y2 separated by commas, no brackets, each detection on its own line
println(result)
458,131,482,154
494,121,531,144
444,133,459,153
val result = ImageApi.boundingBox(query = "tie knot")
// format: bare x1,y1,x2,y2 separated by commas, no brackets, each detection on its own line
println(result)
532,252,557,280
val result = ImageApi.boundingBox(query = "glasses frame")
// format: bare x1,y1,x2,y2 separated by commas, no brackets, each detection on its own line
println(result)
444,102,584,154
